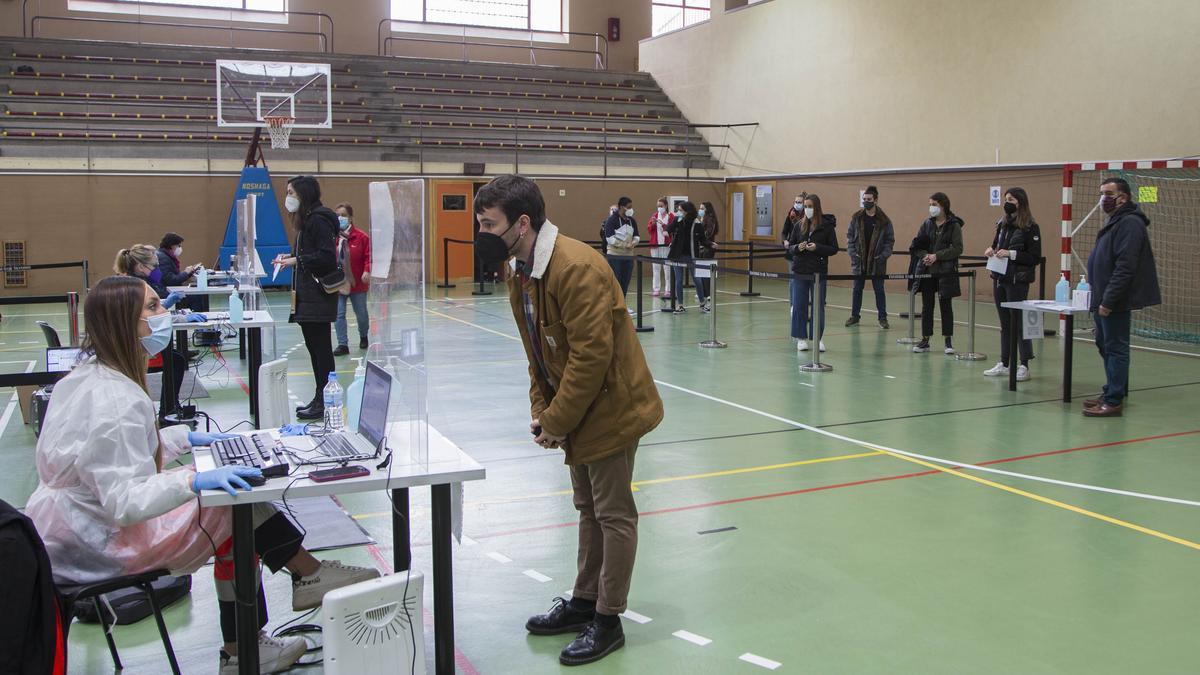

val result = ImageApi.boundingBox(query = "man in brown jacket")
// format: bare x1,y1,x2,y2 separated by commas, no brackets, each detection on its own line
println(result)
473,175,664,666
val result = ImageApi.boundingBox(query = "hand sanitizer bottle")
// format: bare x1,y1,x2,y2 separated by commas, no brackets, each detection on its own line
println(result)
1073,274,1091,310
1055,273,1070,304
196,266,208,290
228,289,244,323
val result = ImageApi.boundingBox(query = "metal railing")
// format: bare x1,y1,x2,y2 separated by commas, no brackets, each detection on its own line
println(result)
378,19,608,70
23,0,335,53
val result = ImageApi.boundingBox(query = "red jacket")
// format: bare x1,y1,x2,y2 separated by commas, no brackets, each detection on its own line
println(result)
337,226,371,294
646,212,674,246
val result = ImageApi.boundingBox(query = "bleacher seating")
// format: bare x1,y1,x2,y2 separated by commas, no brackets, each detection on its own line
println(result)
0,37,719,170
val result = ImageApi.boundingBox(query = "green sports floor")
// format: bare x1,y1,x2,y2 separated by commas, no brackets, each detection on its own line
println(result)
2,278,1199,674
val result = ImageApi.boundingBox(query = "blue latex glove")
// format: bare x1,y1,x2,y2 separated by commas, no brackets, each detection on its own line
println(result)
163,291,185,309
184,313,208,323
192,465,261,495
188,431,239,446
278,424,307,437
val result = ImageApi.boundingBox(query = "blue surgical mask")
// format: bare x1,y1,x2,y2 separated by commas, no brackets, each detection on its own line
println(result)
698,209,706,218
140,312,173,356
338,216,351,231
147,268,163,284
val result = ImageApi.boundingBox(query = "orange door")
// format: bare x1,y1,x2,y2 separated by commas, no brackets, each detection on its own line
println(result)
434,181,476,281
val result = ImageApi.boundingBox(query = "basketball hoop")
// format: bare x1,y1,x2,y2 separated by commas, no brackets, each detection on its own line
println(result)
263,115,295,149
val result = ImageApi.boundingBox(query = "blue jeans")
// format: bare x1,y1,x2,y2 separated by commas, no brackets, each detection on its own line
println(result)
335,291,369,347
790,275,827,339
1093,310,1131,406
851,276,887,319
606,256,634,296
672,264,686,305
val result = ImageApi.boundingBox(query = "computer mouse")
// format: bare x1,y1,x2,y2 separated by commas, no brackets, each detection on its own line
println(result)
244,474,267,487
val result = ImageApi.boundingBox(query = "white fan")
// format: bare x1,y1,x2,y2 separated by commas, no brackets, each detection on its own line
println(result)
321,570,425,674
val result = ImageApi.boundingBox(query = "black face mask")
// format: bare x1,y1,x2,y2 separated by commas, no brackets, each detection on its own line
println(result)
475,222,517,266
1003,202,1018,216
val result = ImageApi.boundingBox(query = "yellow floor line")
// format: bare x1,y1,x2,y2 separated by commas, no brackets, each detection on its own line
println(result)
863,444,1200,551
352,449,882,520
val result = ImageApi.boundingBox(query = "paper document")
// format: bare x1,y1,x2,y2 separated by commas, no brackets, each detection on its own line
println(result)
614,224,634,241
272,263,282,281
986,255,1008,275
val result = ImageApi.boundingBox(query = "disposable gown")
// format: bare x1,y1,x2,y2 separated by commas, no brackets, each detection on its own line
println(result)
25,360,231,584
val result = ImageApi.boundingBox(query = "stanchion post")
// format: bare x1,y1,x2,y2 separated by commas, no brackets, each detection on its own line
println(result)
956,270,986,361
740,240,760,297
66,291,80,346
635,256,654,333
81,259,90,295
699,262,726,348
897,281,920,345
800,273,832,372
437,238,456,289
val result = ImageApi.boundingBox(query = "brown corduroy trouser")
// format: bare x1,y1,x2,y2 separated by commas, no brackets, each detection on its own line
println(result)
568,443,638,616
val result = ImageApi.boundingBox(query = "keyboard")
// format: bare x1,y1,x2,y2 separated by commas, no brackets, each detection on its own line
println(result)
206,311,231,321
211,432,290,478
318,434,367,459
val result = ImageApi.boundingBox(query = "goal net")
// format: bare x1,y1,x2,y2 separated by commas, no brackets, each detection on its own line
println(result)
1068,166,1200,344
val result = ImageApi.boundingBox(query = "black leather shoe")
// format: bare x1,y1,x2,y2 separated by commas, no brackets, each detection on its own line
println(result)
559,621,625,666
525,597,593,636
359,337,369,349
333,345,350,356
296,404,324,421
295,398,317,413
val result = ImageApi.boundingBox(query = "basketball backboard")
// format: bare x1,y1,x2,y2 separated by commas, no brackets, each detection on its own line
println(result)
216,60,333,128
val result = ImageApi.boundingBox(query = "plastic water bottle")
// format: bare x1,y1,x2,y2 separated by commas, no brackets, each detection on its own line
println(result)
323,373,345,430
1073,275,1092,310
196,266,208,290
1055,273,1070,304
345,361,366,431
228,289,244,323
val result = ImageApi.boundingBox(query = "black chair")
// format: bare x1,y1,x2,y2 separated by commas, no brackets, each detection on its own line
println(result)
35,320,61,348
57,569,182,674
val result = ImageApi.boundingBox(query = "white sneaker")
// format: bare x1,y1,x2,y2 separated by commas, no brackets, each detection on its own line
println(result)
983,362,1008,377
1016,365,1030,382
819,340,826,353
797,339,809,352
292,560,381,611
219,632,307,674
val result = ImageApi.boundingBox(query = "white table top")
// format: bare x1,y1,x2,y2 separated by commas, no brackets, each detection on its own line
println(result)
195,423,485,507
168,284,263,296
1000,300,1090,315
171,309,276,329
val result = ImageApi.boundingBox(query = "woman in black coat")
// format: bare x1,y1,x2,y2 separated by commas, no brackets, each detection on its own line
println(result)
274,175,339,420
983,187,1042,381
785,194,838,352
910,192,964,354
666,200,712,313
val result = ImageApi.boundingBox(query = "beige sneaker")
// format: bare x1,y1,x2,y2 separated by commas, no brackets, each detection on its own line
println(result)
219,632,306,674
292,560,381,611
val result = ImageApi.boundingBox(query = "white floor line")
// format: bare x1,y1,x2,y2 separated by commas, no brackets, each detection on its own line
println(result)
653,378,1200,508
884,375,897,379
0,360,35,435
672,630,712,646
522,569,552,583
740,653,783,670
620,610,652,624
486,551,512,564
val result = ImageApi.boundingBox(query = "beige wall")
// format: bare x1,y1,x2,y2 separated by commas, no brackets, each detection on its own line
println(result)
640,0,1200,174
1,0,650,71
0,174,723,295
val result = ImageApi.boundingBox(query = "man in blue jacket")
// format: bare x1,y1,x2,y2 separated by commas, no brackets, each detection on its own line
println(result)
1083,177,1161,417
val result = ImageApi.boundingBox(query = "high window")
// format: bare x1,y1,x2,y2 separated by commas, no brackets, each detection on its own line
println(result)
652,0,710,36
391,0,564,33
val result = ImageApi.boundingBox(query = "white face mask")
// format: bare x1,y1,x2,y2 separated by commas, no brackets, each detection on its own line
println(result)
625,208,635,218
804,207,815,219
929,205,942,217
698,209,706,218
674,211,683,220
285,194,300,213
173,246,183,257
657,206,666,215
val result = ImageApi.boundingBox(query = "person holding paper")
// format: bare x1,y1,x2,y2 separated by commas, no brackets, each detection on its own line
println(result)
646,197,674,299
472,175,663,665
983,187,1042,381
602,197,640,297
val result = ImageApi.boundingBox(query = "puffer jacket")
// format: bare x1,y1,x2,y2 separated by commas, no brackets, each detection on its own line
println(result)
989,217,1042,285
1086,202,1162,312
289,203,339,323
912,215,964,297
786,214,839,275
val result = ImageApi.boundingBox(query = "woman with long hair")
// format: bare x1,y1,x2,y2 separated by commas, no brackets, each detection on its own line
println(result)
665,200,700,313
156,232,208,314
983,187,1042,380
273,175,339,420
785,193,839,351
911,192,964,354
694,201,720,310
646,196,674,299
24,276,378,673
332,201,372,356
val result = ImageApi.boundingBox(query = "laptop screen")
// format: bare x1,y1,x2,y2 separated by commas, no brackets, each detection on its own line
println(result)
46,347,82,373
358,361,392,447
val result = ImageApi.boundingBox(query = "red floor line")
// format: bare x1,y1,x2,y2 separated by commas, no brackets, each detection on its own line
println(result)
212,349,251,395
471,429,1200,540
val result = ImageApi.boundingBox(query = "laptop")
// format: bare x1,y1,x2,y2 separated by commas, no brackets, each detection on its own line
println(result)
311,360,393,462
46,346,83,373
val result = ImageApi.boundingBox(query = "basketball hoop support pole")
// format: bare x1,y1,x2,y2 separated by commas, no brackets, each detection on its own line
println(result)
244,128,266,168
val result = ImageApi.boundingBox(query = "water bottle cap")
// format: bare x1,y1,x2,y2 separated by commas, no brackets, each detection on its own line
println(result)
328,373,338,382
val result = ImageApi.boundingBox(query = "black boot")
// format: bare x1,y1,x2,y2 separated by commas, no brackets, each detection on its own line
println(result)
296,399,324,420
525,597,594,636
559,619,625,666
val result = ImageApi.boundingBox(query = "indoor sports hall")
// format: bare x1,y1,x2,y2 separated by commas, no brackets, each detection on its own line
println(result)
2,1,1198,674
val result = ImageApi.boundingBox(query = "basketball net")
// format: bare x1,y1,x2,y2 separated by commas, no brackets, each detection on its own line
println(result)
264,115,295,150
